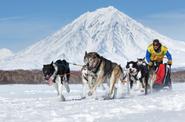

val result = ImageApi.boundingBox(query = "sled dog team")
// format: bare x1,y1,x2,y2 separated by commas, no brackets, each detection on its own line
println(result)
42,39,173,101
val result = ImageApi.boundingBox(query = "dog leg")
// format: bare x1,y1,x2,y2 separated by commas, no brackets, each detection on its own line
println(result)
148,74,152,93
130,79,134,89
60,94,65,101
88,66,105,96
63,75,70,93
108,74,117,99
101,84,106,90
64,81,70,93
149,71,155,94
107,66,122,99
135,80,140,90
59,85,65,101
126,80,130,95
88,74,105,96
144,76,148,95
139,79,145,92
56,76,65,101
53,76,61,96
117,79,124,98
88,75,94,90
150,75,153,93
152,73,156,93
141,78,145,89
82,79,89,99
122,75,130,95
53,83,59,96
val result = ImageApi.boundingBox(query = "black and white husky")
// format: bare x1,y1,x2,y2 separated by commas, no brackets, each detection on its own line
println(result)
42,59,70,101
126,58,149,94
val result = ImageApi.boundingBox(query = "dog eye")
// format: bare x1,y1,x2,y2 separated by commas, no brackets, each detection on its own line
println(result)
89,58,93,61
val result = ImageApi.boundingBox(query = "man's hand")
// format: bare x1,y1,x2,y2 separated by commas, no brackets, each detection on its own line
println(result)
148,62,153,67
167,60,172,66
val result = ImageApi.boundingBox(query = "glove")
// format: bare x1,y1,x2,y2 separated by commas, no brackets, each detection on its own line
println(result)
148,62,153,67
167,60,172,65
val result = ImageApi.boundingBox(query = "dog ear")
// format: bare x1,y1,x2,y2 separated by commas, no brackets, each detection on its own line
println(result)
51,61,53,65
126,62,129,68
85,51,87,56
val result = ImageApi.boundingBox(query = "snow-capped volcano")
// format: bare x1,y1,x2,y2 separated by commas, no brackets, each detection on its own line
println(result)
1,6,185,70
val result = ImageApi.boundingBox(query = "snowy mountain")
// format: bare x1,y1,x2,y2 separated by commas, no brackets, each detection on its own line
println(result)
1,6,185,70
0,48,14,60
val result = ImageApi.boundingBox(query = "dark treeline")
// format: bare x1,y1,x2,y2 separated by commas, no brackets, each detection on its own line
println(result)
0,70,184,84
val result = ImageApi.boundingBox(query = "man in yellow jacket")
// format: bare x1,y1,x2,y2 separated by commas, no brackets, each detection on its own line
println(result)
145,39,172,68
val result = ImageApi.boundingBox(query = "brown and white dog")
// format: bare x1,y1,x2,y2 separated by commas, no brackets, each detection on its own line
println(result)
81,65,106,98
83,51,127,99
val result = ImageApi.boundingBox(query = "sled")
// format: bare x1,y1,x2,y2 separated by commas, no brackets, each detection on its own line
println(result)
152,63,172,90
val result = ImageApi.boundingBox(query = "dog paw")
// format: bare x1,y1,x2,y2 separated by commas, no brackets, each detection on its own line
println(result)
60,95,66,101
103,96,113,100
64,83,70,93
140,89,144,92
81,96,86,99
66,87,70,93
88,91,93,96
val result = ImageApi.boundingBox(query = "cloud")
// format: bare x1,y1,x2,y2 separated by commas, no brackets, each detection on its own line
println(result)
138,9,185,41
0,16,25,22
147,10,185,19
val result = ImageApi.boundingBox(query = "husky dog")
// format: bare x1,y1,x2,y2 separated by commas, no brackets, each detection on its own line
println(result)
84,51,127,99
81,65,106,98
126,58,149,94
42,59,70,101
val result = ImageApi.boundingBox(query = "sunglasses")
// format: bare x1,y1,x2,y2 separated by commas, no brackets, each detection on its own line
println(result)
153,43,159,47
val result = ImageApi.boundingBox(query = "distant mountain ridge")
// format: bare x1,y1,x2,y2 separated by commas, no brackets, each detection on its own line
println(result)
0,6,185,70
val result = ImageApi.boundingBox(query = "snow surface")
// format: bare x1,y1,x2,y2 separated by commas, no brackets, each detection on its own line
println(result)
1,83,185,122
0,6,185,70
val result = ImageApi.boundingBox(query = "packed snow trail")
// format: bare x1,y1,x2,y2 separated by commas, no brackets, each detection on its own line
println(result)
0,83,185,122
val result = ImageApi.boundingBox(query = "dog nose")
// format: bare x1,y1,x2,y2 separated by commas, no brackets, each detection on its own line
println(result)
129,69,131,72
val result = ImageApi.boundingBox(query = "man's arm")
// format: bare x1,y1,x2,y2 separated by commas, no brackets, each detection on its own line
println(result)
166,51,172,61
145,50,151,63
166,51,172,65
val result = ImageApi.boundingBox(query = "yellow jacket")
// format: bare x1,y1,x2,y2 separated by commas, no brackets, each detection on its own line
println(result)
146,44,168,62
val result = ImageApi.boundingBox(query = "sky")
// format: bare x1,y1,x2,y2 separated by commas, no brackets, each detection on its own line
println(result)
0,0,185,52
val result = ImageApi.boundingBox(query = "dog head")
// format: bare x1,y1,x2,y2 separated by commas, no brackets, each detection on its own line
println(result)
84,51,101,70
136,58,146,66
81,65,88,76
42,62,55,80
126,61,138,73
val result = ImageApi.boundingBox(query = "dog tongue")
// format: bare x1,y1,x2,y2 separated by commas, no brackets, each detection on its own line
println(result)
48,78,53,86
